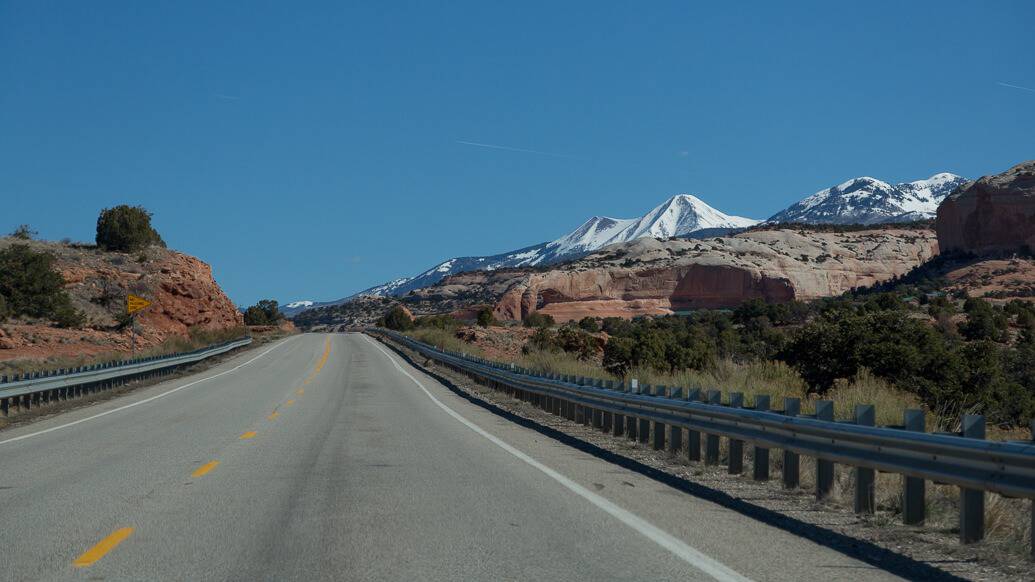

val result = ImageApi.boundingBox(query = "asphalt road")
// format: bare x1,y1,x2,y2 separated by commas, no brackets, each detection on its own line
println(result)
0,333,904,581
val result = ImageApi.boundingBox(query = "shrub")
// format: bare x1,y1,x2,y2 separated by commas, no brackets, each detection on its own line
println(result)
0,294,7,321
476,307,495,328
0,244,84,326
577,317,600,333
10,224,36,240
523,312,555,328
243,299,283,325
95,205,165,252
382,305,414,331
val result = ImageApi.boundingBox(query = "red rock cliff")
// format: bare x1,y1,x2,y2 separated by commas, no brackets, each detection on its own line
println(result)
937,160,1035,254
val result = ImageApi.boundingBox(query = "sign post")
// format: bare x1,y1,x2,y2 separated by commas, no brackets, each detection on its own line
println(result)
126,294,153,357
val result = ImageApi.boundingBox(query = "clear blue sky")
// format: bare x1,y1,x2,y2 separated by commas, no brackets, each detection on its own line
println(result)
2,1,1033,306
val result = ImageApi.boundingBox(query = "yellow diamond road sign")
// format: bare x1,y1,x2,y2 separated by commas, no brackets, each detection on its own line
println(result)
127,294,152,314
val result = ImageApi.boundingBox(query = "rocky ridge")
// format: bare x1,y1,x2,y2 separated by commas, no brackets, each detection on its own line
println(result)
409,227,938,322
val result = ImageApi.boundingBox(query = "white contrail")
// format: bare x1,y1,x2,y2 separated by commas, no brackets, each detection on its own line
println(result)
456,140,585,160
996,81,1035,93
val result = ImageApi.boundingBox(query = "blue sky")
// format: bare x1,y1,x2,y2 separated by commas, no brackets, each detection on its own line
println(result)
2,1,1033,306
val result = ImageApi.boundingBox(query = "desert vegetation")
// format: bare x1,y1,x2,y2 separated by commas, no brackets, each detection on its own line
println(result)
243,299,285,326
0,243,85,328
95,205,165,252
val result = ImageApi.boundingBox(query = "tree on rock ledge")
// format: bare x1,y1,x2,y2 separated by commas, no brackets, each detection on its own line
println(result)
96,205,165,252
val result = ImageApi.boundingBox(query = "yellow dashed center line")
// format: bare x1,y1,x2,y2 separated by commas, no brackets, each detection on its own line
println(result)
73,527,134,567
239,431,257,440
286,399,295,406
267,411,279,420
297,388,304,396
191,460,220,478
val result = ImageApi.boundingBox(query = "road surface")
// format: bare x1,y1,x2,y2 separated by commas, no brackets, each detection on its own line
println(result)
0,333,905,581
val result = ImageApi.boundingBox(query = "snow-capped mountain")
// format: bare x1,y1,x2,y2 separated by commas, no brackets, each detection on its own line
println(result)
339,194,760,302
768,173,967,225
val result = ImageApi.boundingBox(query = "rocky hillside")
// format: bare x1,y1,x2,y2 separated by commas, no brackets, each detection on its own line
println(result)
0,238,244,362
407,226,937,322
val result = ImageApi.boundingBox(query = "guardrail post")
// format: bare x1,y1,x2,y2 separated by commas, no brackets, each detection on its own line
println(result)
601,381,613,432
627,380,639,441
960,414,985,544
854,405,876,514
638,384,651,444
815,400,835,499
783,397,801,489
652,385,666,450
705,390,720,464
669,387,683,455
687,388,701,462
902,409,926,525
728,392,744,474
613,382,625,436
753,395,770,480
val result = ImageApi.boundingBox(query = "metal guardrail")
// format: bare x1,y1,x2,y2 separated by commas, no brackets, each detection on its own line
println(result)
375,329,1035,552
0,337,252,415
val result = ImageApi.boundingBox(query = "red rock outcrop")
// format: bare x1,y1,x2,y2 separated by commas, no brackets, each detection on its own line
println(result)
0,240,244,363
937,160,1035,254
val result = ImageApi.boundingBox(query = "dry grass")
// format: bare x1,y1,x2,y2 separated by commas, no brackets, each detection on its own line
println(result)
403,333,1035,565
405,328,485,357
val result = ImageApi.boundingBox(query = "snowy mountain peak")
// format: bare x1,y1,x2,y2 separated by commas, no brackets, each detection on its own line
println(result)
770,172,966,225
284,300,314,309
337,193,761,301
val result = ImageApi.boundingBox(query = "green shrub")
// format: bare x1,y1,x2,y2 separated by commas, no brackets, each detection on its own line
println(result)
95,205,165,252
10,224,36,240
0,244,84,327
476,307,495,328
243,299,283,325
577,317,600,333
523,312,555,328
0,294,8,321
382,305,414,331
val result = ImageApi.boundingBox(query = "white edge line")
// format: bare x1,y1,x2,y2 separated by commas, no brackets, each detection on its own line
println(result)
362,334,752,582
0,336,298,447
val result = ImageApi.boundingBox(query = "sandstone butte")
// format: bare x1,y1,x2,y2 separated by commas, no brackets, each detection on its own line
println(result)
0,239,244,363
937,160,1035,255
410,227,939,323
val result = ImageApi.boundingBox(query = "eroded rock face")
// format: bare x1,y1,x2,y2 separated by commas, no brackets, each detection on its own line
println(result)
414,227,939,322
937,161,1035,254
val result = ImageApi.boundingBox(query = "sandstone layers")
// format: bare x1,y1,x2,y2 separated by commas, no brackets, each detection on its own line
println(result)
937,160,1035,254
413,228,938,322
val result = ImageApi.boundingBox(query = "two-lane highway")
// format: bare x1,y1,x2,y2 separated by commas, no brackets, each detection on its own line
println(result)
0,333,902,581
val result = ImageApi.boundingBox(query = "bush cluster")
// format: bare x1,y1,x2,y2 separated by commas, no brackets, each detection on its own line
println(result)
243,299,284,326
568,293,1035,427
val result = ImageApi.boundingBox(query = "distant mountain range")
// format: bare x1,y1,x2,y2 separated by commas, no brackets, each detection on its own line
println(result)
768,173,967,225
282,171,966,316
